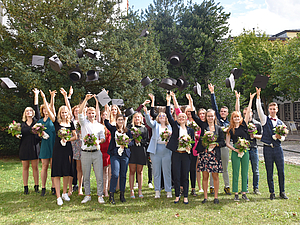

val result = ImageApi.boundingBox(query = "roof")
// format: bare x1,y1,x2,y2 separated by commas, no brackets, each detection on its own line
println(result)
272,29,300,37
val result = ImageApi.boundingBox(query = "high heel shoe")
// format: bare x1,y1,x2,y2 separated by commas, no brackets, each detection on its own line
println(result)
138,189,143,198
130,189,135,199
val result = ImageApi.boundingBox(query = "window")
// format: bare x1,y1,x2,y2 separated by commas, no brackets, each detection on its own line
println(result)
284,103,291,121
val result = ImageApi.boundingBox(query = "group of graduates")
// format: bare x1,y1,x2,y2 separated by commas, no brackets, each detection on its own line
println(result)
18,84,288,206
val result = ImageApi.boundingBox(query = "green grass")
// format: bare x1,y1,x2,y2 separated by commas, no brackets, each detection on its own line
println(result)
0,156,300,225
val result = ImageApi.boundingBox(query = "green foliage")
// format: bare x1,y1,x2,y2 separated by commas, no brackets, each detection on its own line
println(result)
272,34,300,100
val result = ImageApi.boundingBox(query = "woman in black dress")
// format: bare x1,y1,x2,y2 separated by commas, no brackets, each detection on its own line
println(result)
41,90,77,206
127,112,149,198
19,88,41,194
187,94,225,204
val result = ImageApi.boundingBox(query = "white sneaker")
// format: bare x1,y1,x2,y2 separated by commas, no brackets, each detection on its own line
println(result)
57,197,63,206
62,193,70,201
155,191,160,198
148,183,154,189
199,189,204,193
98,196,105,204
81,195,91,203
134,182,138,189
167,192,172,198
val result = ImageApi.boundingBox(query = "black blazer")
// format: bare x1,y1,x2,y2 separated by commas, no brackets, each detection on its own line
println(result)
104,119,134,157
165,106,195,152
191,111,225,160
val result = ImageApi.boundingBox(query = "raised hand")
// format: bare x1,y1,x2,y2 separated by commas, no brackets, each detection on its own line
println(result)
170,91,175,97
143,99,151,105
166,93,171,102
40,90,46,99
32,88,40,95
143,105,148,114
208,83,214,94
49,90,57,97
60,88,67,96
255,87,261,99
250,92,256,99
148,93,154,101
235,90,240,99
85,93,94,101
68,86,73,98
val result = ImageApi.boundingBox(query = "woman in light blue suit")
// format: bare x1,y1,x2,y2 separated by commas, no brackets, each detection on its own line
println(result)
143,105,172,199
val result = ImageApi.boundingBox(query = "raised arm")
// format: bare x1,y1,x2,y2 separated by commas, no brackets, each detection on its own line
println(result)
255,87,267,126
94,95,101,123
40,90,55,122
186,93,205,128
166,93,176,127
244,92,256,124
149,93,158,119
136,99,151,112
33,88,41,120
170,91,182,115
235,90,240,112
60,88,72,114
49,90,57,117
208,83,221,121
79,94,93,114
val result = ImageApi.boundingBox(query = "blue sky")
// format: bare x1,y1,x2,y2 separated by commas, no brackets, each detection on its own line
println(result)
129,0,300,36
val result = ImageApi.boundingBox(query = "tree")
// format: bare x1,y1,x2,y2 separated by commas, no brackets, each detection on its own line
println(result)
0,0,167,155
271,34,300,100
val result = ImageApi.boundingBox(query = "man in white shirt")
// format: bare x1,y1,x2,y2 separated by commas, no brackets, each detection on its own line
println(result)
256,87,288,200
79,94,106,204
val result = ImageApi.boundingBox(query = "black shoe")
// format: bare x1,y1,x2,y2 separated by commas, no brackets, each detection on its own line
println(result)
34,185,39,193
224,187,231,195
210,187,215,195
202,198,208,204
73,184,78,192
190,189,197,197
51,187,56,195
24,186,29,195
234,194,239,201
280,192,289,199
120,191,126,202
238,190,249,194
41,188,46,196
109,192,116,204
270,193,275,200
214,198,219,204
242,194,250,201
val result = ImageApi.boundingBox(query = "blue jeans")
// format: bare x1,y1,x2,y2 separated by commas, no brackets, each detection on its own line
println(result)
150,144,172,192
110,152,129,193
248,147,259,190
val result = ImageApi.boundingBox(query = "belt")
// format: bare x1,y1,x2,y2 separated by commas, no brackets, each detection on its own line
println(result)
82,149,98,152
176,150,186,153
263,143,274,148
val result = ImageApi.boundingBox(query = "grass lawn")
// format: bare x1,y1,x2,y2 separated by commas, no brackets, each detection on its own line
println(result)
0,156,299,225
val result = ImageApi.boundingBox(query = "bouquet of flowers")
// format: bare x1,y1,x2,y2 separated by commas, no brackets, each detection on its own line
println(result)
83,133,98,148
201,131,218,152
221,126,229,133
273,125,289,140
178,135,195,154
248,123,257,139
234,137,250,158
160,128,172,143
188,121,200,131
116,134,131,156
31,123,48,139
75,122,81,131
130,127,142,146
57,127,72,146
7,121,21,138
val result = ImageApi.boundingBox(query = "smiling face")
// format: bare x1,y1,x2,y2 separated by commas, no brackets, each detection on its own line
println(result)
73,107,79,117
198,109,206,122
25,108,33,118
87,109,96,121
157,113,167,124
177,113,187,125
101,111,108,121
60,107,69,120
233,113,241,124
133,113,142,125
206,111,215,124
111,106,118,116
268,103,278,118
220,107,229,120
116,115,125,127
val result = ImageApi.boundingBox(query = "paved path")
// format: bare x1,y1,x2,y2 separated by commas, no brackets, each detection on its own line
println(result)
257,134,300,165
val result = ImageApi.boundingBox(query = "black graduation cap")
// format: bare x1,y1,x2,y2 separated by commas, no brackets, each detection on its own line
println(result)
0,77,17,89
176,75,188,92
76,49,84,58
252,74,269,89
140,29,149,37
32,55,45,66
124,107,137,117
86,70,99,82
141,76,157,87
96,90,111,106
69,67,83,82
49,54,63,72
225,74,235,91
157,78,177,90
85,49,97,59
112,99,124,106
231,68,244,79
168,51,184,66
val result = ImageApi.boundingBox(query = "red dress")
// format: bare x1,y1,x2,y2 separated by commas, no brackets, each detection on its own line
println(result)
100,128,111,167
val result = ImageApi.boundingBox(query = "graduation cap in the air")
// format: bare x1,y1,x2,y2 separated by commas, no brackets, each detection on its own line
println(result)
86,70,99,82
111,99,125,107
168,51,184,66
140,29,149,37
193,82,201,96
76,49,84,58
225,74,235,91
96,90,111,106
157,78,177,90
49,54,63,72
32,55,45,66
141,76,157,87
85,49,97,59
69,67,83,82
231,68,244,79
124,107,137,117
175,75,188,92
0,77,17,89
252,74,269,89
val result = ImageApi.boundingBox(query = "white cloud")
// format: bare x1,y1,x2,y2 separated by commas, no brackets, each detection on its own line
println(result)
228,0,300,36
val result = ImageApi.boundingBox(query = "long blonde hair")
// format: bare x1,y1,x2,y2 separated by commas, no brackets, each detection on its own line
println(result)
22,107,35,122
57,106,71,124
156,112,169,125
131,112,144,127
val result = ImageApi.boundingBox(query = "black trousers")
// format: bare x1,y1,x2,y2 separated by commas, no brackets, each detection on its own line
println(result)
190,154,197,189
172,152,191,197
